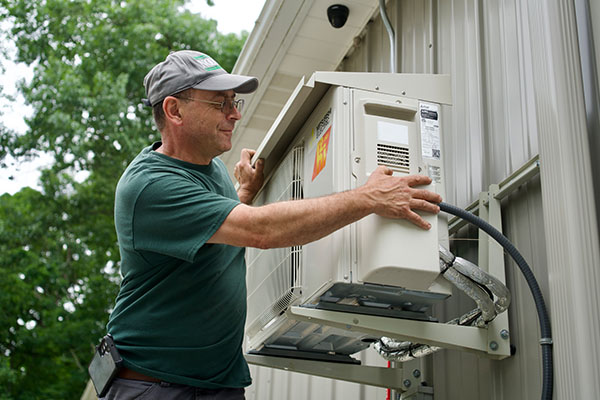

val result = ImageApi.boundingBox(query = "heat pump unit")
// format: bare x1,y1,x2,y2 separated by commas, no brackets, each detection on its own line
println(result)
245,72,452,361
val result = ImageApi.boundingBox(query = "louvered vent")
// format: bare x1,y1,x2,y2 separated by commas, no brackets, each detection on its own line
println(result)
246,145,304,337
377,143,410,173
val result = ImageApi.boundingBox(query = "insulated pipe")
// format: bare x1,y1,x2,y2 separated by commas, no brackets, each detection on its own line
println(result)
438,244,455,272
375,337,440,362
452,256,511,313
441,267,496,326
379,0,396,73
446,308,483,327
375,308,482,362
439,244,511,313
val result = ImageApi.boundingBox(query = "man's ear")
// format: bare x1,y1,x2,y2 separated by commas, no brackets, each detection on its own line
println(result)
163,96,184,126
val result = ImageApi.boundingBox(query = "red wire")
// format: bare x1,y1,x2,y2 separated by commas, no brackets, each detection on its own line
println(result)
386,361,391,400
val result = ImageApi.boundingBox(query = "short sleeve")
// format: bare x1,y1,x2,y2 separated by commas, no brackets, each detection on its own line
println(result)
132,176,240,263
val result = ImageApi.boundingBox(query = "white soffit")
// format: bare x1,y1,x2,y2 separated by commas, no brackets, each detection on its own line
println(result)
224,0,381,171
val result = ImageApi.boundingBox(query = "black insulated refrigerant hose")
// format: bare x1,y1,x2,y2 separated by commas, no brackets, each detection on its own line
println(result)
438,202,553,400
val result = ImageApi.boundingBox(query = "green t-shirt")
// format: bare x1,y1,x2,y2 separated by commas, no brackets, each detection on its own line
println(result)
107,142,250,388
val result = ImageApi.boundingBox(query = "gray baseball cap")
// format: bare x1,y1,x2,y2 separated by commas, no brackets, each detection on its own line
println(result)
142,50,259,107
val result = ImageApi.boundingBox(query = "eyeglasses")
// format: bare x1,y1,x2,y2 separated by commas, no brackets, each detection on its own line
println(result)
174,96,244,114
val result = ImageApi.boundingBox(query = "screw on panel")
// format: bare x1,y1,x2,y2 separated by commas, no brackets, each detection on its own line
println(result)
353,318,359,324
375,86,380,90
412,369,421,378
403,379,412,388
401,90,406,95
500,329,510,340
354,157,361,163
489,341,499,351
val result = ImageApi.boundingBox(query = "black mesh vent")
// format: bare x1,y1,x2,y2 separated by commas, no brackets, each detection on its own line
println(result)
377,143,410,173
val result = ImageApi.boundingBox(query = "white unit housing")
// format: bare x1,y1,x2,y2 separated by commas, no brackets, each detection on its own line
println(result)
245,72,453,360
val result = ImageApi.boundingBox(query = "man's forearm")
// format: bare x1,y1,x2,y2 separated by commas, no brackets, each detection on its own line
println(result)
211,188,373,249
210,167,442,248
252,189,372,248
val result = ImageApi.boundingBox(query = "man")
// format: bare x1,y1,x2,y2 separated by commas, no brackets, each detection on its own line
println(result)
103,50,442,400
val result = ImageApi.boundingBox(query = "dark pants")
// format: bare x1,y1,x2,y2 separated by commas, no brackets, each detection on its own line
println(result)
100,378,245,400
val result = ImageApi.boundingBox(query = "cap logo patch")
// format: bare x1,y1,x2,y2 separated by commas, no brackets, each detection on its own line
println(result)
193,54,223,71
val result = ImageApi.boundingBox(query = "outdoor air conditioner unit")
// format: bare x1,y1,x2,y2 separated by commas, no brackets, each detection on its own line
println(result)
245,72,453,361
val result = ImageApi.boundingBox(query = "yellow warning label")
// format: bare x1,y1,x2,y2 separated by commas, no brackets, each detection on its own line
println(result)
312,126,331,181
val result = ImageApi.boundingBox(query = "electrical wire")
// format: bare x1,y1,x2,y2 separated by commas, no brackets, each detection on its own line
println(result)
438,202,553,400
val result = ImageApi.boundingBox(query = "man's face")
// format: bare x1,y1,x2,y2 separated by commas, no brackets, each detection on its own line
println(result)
179,89,242,158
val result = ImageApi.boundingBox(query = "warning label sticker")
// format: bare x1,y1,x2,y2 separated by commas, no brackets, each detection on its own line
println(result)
312,109,332,181
312,126,331,181
420,102,441,160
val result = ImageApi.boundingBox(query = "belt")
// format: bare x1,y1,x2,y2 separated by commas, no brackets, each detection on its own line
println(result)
118,367,161,383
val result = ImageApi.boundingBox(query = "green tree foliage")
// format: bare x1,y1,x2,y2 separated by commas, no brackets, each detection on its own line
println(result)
0,1,247,398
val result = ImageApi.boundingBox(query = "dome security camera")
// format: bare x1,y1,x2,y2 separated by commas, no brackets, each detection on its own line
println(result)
327,5,349,29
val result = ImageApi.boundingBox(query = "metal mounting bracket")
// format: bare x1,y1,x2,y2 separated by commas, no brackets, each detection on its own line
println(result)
478,184,512,357
285,306,509,359
246,353,412,392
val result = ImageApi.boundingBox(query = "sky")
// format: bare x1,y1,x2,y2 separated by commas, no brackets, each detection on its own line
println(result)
0,0,266,195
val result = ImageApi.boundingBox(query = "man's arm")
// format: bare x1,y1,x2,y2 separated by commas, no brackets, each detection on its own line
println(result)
210,165,442,249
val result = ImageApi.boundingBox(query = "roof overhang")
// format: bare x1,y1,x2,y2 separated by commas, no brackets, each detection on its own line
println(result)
223,0,383,172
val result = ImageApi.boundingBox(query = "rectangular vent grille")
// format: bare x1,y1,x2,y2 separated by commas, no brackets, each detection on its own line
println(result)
291,146,304,200
377,143,410,173
246,144,304,337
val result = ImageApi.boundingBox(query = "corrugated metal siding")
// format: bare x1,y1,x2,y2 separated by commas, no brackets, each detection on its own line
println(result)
246,0,568,398
525,1,600,398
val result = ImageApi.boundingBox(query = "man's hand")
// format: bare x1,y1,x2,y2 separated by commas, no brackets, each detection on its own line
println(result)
235,148,265,204
360,166,442,229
